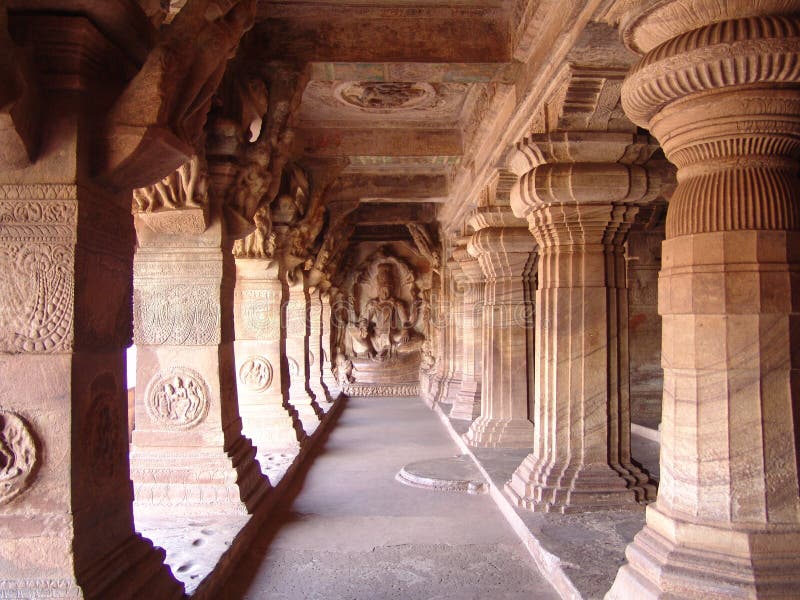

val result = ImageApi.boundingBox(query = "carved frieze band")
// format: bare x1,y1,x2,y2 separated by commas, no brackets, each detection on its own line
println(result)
0,410,38,505
145,368,210,430
134,285,220,345
343,383,420,397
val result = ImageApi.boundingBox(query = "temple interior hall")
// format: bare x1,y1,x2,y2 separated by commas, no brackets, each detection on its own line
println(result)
0,0,798,599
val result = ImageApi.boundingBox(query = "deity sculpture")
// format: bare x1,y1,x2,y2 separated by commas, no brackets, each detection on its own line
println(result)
345,263,422,362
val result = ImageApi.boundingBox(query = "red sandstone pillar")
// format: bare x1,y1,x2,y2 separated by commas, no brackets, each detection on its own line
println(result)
506,135,657,511
608,3,800,597
0,7,182,597
463,207,536,448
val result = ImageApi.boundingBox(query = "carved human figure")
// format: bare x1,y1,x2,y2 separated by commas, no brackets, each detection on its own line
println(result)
346,264,422,361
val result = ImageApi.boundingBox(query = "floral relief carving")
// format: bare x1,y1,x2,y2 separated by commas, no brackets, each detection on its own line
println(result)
145,368,210,430
0,410,38,504
242,289,281,339
238,356,273,392
134,284,220,345
0,244,74,353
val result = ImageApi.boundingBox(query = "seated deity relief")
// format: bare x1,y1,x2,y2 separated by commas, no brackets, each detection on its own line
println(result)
346,263,423,363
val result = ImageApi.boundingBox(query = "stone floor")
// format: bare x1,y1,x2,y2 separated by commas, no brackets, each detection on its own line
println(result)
217,396,561,600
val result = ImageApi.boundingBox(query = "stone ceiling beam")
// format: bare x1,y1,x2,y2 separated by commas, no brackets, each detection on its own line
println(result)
329,173,448,201
246,15,510,63
294,128,462,157
307,62,516,84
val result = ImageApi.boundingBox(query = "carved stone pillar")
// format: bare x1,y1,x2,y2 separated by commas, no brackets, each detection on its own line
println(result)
284,277,322,435
0,10,181,598
131,205,270,515
463,208,536,447
625,211,665,430
436,252,464,404
449,247,485,421
506,141,656,512
320,290,341,399
421,272,445,407
607,4,800,597
307,286,332,406
233,257,303,453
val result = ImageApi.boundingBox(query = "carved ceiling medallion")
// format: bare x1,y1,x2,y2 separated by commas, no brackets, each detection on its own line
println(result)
334,82,436,111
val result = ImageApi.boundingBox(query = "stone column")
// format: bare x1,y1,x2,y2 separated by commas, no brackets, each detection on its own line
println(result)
131,205,270,515
421,272,445,407
607,5,800,598
436,252,464,404
284,277,322,435
506,142,656,512
626,212,665,430
0,10,181,598
449,246,485,421
320,290,341,399
307,286,332,407
463,208,536,447
233,257,303,453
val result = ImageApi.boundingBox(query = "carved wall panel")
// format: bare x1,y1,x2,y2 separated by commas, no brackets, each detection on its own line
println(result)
85,373,121,485
145,368,210,430
0,410,38,505
238,356,273,392
134,284,220,345
240,289,281,339
0,188,78,354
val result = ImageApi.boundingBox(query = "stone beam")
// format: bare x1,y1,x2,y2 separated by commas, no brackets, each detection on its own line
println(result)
353,202,437,225
294,128,462,157
329,173,448,201
247,11,509,63
308,62,515,83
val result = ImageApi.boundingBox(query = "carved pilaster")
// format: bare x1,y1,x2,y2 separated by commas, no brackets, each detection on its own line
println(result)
436,249,465,404
448,247,485,421
607,4,800,598
462,207,536,448
307,287,332,406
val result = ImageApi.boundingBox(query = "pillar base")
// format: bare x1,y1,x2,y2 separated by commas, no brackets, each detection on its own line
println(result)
435,374,462,405
449,380,481,421
0,534,183,600
463,416,534,448
288,393,323,436
606,506,800,599
131,431,269,515
239,399,304,454
420,370,443,408
506,453,653,513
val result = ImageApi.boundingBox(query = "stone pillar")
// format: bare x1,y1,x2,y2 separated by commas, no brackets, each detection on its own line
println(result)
420,272,445,407
307,287,331,406
506,145,656,512
463,208,536,447
0,10,181,598
626,212,665,430
436,251,464,404
449,247,485,421
131,205,270,515
284,277,322,435
607,5,800,598
320,290,341,399
233,257,303,453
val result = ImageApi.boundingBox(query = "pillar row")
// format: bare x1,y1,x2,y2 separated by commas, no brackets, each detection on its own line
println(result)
507,157,656,512
608,5,800,598
233,257,304,454
449,248,485,421
463,210,536,448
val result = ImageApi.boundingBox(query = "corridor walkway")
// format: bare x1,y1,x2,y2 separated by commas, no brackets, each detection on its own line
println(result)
219,396,561,600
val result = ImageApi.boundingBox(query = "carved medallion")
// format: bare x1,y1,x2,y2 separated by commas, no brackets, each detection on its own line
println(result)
145,368,210,430
0,410,38,504
242,289,280,339
335,82,435,111
238,356,273,392
287,357,300,377
86,374,121,484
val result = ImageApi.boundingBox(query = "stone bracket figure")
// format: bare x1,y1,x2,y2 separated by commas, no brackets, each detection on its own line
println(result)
102,0,256,190
0,0,40,169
